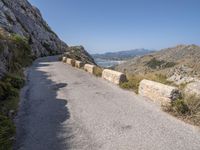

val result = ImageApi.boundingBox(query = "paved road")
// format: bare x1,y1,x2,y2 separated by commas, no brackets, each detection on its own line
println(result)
15,56,200,150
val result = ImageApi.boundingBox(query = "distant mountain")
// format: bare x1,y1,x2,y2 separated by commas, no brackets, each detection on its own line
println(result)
115,44,200,78
92,49,155,60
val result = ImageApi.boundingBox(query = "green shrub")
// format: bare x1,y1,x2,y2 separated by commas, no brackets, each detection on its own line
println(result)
0,115,15,150
0,33,31,149
2,74,25,89
8,34,33,73
0,81,18,101
146,58,176,69
146,58,165,69
120,75,144,93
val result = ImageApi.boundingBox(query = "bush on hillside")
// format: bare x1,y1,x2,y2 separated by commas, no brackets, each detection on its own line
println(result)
146,58,176,69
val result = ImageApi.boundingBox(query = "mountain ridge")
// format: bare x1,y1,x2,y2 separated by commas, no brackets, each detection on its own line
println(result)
92,49,154,60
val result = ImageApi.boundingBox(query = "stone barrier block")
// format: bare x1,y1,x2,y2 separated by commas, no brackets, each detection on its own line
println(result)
62,57,66,62
66,58,75,66
102,69,127,85
75,60,84,68
139,79,181,105
84,64,96,74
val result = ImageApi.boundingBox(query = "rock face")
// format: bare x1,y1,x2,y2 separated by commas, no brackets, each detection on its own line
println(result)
167,65,199,85
139,79,181,105
0,0,67,56
102,69,127,85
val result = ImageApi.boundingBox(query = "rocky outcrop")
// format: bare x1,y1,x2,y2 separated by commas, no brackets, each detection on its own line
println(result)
184,81,200,97
0,0,68,56
102,69,127,85
167,65,199,85
139,79,181,105
63,46,96,65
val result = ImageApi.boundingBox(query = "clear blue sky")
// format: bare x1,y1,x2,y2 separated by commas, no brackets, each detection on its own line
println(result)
28,0,200,53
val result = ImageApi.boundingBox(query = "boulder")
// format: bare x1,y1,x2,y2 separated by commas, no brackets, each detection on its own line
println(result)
102,69,127,84
84,64,96,74
139,79,181,105
184,81,200,97
75,60,84,68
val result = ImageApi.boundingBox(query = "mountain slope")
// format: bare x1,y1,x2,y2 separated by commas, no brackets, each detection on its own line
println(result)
92,49,154,60
115,45,200,78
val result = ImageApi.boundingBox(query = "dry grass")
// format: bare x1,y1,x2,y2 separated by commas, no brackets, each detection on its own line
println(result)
93,67,103,77
120,73,172,94
163,95,200,126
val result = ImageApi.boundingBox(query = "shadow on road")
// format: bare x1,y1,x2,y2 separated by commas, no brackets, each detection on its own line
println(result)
14,57,72,150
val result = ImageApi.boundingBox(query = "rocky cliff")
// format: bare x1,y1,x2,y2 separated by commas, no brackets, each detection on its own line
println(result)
0,0,68,56
0,0,95,77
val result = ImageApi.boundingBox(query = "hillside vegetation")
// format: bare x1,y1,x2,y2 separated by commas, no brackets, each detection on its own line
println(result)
0,29,33,149
115,45,200,78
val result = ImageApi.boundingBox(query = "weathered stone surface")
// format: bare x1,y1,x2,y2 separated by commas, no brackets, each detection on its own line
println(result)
75,60,84,68
184,81,200,97
62,57,66,62
66,58,75,66
84,64,96,74
102,69,127,84
0,0,68,56
139,79,181,105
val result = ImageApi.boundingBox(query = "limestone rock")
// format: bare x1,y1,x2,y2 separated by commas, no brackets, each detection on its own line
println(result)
184,81,200,97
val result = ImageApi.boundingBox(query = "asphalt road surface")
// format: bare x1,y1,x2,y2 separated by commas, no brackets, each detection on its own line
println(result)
15,56,200,150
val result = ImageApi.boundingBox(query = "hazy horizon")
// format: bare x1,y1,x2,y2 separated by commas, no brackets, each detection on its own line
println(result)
29,0,200,53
